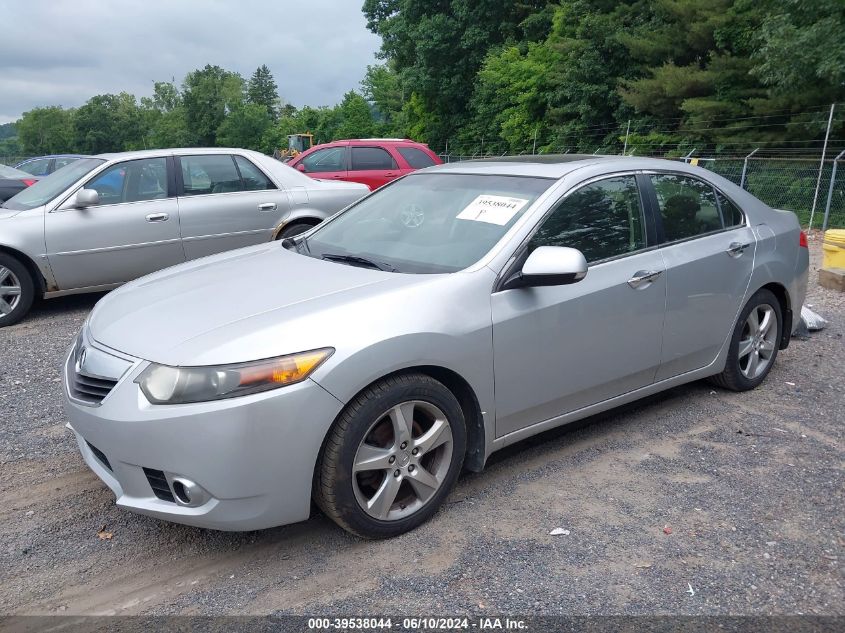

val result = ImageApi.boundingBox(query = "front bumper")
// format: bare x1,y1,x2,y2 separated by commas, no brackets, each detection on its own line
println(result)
63,336,345,531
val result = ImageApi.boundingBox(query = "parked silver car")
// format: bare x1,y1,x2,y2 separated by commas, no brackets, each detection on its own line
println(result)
0,148,368,325
62,156,808,538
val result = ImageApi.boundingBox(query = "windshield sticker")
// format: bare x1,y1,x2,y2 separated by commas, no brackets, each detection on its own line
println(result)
456,195,529,225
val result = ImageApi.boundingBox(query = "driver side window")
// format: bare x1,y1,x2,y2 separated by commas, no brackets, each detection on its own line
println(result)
85,158,169,206
530,175,646,263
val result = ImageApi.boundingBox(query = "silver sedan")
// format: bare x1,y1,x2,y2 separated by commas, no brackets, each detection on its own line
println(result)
0,148,368,325
62,156,808,538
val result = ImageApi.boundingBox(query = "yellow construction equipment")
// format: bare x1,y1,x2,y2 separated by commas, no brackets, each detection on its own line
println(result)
278,134,314,161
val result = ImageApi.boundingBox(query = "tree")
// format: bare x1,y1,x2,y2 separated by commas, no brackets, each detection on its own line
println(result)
182,65,245,145
246,65,280,119
361,64,403,130
73,93,144,153
17,106,75,155
139,81,192,149
335,91,376,139
217,103,274,151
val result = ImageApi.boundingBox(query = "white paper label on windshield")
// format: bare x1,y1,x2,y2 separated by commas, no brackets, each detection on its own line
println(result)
456,195,529,225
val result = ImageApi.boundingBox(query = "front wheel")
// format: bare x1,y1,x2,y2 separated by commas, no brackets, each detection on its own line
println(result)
0,254,35,328
314,373,466,538
276,221,316,240
710,288,782,391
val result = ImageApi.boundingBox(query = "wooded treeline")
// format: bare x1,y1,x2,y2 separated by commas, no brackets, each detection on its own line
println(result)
3,0,844,158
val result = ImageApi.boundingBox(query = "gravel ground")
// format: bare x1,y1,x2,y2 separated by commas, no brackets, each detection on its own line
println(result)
0,239,842,617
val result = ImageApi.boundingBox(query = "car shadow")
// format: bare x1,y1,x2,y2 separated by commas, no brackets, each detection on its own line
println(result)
29,292,107,319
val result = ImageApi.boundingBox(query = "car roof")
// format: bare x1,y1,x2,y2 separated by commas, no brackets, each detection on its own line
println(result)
420,155,696,179
19,154,87,160
93,148,263,161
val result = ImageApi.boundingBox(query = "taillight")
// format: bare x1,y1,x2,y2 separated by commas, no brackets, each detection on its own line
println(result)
799,231,808,248
21,179,37,187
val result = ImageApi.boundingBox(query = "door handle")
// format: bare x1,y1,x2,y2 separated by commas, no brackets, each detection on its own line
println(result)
726,242,750,257
385,173,397,178
627,270,662,289
258,202,277,212
145,212,169,222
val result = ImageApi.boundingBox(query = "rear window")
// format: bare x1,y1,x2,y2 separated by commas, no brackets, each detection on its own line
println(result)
398,146,436,169
351,147,397,171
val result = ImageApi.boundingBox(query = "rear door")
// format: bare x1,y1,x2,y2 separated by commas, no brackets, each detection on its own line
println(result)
45,156,184,289
176,153,291,260
347,146,400,189
645,172,757,380
296,146,348,182
394,145,439,176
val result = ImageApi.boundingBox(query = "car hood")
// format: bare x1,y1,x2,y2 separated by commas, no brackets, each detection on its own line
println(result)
88,242,434,366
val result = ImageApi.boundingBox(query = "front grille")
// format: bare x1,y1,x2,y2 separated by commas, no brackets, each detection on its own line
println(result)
86,441,111,471
143,468,175,503
70,372,118,405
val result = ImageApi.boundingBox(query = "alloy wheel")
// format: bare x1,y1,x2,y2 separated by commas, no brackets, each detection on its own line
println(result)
0,266,22,318
352,400,453,521
738,303,777,380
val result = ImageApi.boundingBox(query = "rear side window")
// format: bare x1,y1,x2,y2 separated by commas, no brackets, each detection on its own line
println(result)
350,146,397,171
717,191,745,227
650,174,722,242
301,147,345,173
17,158,50,176
398,146,436,169
235,156,275,191
181,155,242,196
54,156,80,170
531,175,646,263
85,157,169,205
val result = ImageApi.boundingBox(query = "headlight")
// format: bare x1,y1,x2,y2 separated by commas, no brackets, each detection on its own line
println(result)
135,348,334,405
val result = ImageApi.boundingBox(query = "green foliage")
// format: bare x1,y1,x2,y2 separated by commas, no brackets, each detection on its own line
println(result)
246,65,280,119
73,93,144,153
0,122,16,141
17,106,74,155
182,65,245,145
217,103,274,153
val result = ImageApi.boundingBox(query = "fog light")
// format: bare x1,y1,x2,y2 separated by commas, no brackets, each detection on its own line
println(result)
171,477,206,507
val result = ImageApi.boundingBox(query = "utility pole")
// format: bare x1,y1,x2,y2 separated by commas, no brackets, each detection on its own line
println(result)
623,120,630,155
809,103,836,230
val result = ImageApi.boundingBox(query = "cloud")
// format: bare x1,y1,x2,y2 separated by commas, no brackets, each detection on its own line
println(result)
0,0,382,123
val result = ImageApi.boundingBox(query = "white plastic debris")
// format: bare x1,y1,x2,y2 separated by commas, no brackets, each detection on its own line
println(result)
687,583,695,596
800,306,827,331
549,528,570,536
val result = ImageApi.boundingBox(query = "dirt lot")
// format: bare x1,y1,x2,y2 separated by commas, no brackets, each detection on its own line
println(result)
0,240,842,617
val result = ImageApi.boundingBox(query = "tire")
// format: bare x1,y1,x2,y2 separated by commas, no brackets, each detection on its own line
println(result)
0,253,35,328
710,288,782,392
314,373,467,539
276,221,316,240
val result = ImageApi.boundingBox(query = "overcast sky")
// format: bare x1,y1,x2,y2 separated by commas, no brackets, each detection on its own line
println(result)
0,0,382,123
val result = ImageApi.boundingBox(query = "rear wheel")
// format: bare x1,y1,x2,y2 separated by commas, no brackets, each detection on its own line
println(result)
277,221,316,240
0,254,35,328
710,288,782,391
314,373,466,538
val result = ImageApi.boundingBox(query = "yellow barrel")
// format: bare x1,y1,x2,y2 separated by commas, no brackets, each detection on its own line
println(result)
822,229,845,269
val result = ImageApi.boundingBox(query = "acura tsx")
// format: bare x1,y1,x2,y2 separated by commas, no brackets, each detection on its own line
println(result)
62,156,809,538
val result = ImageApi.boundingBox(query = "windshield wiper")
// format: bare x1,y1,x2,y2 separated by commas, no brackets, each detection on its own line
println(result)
321,253,397,272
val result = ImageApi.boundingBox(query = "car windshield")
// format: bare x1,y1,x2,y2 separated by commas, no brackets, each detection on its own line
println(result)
303,173,554,273
3,158,106,210
0,164,31,179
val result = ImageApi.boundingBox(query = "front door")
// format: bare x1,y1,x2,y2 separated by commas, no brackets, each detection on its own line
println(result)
492,174,666,437
45,156,184,290
645,173,757,380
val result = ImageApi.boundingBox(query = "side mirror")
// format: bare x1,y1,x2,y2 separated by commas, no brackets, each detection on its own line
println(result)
296,164,306,172
502,246,588,290
74,188,99,208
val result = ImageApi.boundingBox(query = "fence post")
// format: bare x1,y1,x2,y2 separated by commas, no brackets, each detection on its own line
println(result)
809,103,836,230
822,149,845,231
740,148,759,189
623,120,630,156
